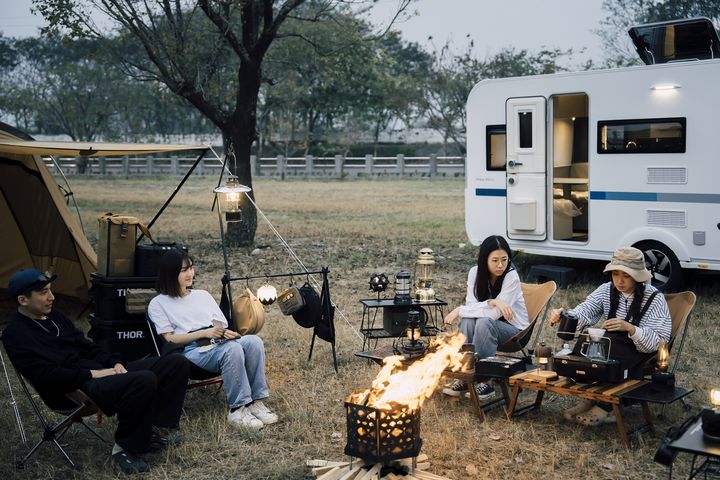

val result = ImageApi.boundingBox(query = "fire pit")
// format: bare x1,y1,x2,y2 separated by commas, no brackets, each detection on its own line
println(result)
344,393,421,463
308,334,466,479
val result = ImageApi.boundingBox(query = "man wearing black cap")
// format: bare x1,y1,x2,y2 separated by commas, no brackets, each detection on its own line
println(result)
2,269,190,474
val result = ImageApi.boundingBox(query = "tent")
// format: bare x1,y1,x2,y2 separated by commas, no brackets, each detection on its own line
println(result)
0,122,209,300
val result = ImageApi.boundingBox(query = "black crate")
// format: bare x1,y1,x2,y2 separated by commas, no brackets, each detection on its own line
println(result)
382,306,427,336
90,273,157,323
88,314,157,361
134,243,187,278
344,397,421,463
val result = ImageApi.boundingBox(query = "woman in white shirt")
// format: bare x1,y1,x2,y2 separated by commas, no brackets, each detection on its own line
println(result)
148,250,277,430
442,235,528,400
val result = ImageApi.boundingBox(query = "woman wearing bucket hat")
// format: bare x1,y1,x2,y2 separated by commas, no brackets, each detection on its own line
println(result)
148,250,277,430
548,246,671,426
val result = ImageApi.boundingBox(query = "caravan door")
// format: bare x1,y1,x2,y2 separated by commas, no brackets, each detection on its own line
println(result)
505,97,546,240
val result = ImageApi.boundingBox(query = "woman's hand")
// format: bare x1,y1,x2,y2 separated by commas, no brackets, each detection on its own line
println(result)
113,363,127,374
602,317,636,336
490,299,514,320
549,308,563,326
204,326,226,339
222,329,240,340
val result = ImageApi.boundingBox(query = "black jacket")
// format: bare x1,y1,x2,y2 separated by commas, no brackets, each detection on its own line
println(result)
2,310,123,410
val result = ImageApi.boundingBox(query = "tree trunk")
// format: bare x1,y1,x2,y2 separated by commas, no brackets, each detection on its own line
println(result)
221,69,261,246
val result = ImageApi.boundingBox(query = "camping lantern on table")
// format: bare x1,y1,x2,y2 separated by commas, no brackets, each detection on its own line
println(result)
393,271,412,305
701,388,720,439
368,272,389,301
651,339,675,391
413,248,436,302
213,175,250,223
535,343,553,370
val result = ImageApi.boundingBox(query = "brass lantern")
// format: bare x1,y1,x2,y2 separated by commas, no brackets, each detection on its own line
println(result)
213,175,251,222
413,248,436,302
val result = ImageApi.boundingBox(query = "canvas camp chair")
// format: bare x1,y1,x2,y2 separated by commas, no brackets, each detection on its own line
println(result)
3,354,108,469
638,291,696,416
145,315,224,391
443,282,558,358
497,281,558,362
442,281,557,414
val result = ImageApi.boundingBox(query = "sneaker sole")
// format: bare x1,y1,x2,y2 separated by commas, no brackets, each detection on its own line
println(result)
442,388,464,397
465,391,496,401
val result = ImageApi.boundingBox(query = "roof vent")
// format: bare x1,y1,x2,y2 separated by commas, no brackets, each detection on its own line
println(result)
629,17,720,65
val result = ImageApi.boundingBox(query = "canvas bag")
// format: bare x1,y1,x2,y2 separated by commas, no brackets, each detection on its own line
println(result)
292,282,321,329
97,213,154,277
232,288,266,335
277,286,304,316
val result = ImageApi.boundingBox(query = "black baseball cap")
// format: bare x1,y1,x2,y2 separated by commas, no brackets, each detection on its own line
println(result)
7,269,57,298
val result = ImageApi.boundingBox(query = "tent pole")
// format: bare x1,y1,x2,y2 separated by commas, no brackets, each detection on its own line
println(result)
137,148,209,243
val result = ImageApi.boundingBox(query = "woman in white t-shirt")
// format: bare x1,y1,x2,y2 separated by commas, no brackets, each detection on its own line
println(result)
148,250,276,430
442,235,528,401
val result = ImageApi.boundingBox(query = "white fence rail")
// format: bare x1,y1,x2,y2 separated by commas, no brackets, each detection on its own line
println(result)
44,154,466,178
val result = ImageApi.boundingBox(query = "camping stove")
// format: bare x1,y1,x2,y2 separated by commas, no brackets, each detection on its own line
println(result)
344,394,422,464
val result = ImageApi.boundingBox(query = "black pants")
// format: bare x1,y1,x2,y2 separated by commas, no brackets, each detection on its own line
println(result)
80,354,189,454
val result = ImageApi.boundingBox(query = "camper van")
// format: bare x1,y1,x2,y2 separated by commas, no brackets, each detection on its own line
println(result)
465,17,720,290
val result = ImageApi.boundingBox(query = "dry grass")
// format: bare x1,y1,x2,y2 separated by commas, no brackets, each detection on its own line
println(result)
1,176,719,479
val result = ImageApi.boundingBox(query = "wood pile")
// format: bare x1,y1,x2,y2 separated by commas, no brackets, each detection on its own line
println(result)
306,454,451,480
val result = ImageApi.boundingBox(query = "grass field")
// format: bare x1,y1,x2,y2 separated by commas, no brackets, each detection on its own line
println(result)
1,176,718,479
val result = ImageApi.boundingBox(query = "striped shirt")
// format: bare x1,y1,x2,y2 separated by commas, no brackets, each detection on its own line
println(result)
571,282,671,353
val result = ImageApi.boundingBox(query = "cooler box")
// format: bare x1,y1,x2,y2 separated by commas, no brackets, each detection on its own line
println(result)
88,314,156,361
90,273,157,323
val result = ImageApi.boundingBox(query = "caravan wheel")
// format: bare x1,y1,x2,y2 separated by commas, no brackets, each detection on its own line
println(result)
635,241,682,292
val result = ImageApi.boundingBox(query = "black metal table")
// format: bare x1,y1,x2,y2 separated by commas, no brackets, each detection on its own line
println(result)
667,418,720,479
359,298,446,351
623,384,694,418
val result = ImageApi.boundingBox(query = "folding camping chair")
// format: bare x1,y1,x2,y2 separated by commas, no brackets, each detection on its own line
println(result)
145,315,224,391
4,355,108,469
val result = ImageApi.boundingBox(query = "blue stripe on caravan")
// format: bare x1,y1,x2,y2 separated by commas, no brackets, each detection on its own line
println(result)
591,191,720,203
475,188,507,197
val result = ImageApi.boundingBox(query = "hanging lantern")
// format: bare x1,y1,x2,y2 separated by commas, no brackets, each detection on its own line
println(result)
393,271,412,305
256,283,277,305
214,175,251,222
413,248,436,302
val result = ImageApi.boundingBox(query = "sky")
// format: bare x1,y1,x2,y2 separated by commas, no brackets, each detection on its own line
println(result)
1,0,607,60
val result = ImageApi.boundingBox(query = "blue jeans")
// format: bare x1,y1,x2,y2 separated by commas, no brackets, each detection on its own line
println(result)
459,317,520,359
183,335,269,409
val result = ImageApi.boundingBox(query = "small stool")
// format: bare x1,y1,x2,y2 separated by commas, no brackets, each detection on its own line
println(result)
528,265,576,288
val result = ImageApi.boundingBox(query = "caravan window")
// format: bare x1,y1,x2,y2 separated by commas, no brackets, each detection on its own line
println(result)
598,118,686,154
486,125,506,171
518,112,533,148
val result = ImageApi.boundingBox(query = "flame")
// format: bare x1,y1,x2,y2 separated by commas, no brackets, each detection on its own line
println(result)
711,388,720,407
657,339,669,371
354,333,466,411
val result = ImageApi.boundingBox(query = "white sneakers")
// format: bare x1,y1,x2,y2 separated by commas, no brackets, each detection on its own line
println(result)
228,401,278,429
248,400,279,425
228,406,263,429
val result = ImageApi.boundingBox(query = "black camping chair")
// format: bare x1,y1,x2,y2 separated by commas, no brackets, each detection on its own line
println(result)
0,343,109,469
145,315,224,391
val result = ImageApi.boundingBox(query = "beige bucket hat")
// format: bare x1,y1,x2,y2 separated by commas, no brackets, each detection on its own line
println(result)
603,246,652,282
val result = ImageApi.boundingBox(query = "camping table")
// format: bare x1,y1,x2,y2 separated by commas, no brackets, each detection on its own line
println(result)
506,371,654,449
667,417,720,479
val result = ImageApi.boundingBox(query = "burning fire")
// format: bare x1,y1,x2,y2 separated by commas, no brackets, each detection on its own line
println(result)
349,333,466,411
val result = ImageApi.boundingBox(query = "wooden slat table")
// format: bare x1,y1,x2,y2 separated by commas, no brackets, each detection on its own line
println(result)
506,371,655,449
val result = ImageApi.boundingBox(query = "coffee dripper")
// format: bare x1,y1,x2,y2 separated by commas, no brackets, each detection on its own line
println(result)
580,328,610,360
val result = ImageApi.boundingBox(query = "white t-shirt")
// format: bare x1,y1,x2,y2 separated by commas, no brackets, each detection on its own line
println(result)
148,289,227,335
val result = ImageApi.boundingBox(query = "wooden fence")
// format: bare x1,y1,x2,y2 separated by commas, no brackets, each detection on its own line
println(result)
44,154,466,178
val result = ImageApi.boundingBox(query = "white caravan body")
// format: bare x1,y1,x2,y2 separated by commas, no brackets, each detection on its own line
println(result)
465,58,720,289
